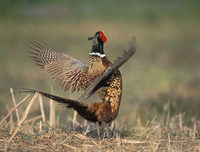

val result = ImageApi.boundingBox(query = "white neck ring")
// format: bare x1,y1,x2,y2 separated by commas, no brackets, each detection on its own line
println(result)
89,52,106,58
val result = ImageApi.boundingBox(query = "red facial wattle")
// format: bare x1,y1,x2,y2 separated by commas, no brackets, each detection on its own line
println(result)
98,31,107,43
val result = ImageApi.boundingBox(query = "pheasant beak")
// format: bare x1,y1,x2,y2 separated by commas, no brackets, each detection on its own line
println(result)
88,37,94,40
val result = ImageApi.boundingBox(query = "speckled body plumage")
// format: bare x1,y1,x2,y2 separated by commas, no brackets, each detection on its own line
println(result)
79,55,123,125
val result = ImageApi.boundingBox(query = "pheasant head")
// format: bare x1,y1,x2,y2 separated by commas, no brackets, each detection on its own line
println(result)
88,31,107,58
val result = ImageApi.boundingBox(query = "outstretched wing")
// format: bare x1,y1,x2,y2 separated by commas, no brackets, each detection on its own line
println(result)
30,42,92,92
80,38,136,99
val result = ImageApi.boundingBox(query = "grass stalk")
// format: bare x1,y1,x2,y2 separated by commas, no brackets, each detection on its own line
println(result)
7,92,39,144
10,88,20,123
24,115,42,125
49,86,55,127
5,105,14,133
72,111,77,129
38,94,46,123
0,93,31,127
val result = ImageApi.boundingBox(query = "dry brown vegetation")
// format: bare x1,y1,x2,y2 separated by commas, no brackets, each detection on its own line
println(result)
0,89,200,152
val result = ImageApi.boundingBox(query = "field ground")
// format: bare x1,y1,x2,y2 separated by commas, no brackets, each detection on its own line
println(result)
0,0,200,151
0,122,200,152
0,92,200,152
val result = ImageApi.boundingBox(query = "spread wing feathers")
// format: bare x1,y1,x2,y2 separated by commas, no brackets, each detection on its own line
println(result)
18,88,88,109
30,42,91,92
80,38,136,100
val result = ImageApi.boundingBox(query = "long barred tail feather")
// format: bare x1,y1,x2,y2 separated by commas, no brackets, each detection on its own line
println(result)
16,88,88,109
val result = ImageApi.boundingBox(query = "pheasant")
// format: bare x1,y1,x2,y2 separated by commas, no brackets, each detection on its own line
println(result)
23,31,136,136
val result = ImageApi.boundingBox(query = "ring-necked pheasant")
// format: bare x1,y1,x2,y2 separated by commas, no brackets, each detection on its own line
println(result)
22,31,136,136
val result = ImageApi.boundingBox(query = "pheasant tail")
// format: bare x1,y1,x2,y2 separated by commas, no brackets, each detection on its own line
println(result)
19,88,87,110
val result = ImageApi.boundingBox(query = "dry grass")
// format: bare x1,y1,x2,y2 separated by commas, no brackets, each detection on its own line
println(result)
0,89,200,152
0,117,200,152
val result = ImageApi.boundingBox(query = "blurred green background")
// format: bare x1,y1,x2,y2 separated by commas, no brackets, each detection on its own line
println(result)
0,0,200,127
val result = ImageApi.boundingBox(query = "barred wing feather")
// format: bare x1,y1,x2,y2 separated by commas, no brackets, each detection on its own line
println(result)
30,42,91,92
